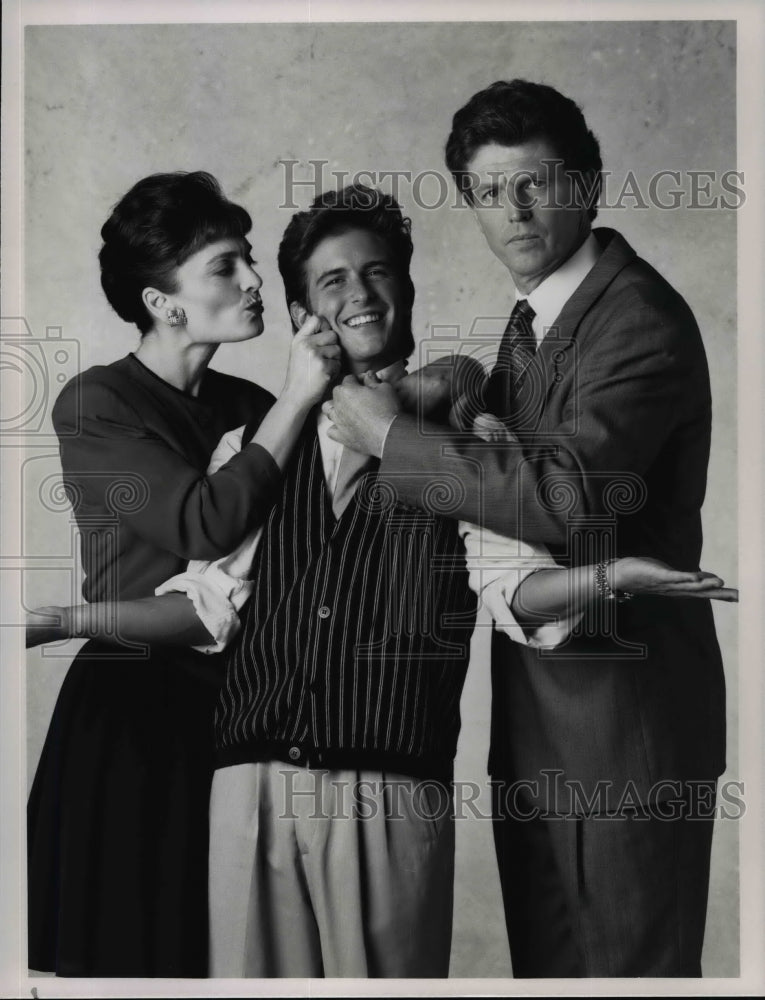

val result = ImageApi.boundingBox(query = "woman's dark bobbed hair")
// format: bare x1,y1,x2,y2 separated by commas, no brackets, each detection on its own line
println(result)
98,171,252,334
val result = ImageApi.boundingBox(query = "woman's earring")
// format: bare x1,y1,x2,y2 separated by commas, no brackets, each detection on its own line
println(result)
166,307,187,327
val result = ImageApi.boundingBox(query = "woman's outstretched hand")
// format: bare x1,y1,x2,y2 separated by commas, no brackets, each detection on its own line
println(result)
611,557,738,602
26,606,70,648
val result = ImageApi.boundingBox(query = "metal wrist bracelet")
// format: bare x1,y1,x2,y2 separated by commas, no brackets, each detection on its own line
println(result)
595,559,634,603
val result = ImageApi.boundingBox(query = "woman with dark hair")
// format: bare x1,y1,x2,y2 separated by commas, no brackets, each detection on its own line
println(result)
27,171,340,978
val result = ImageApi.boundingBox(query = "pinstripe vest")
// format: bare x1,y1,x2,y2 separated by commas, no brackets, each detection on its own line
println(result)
215,425,477,780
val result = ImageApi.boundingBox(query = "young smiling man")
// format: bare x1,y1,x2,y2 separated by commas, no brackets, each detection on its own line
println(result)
327,81,726,977
206,185,478,979
289,225,411,373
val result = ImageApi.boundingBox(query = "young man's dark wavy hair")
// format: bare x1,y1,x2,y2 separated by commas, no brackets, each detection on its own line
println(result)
278,184,416,358
445,79,603,220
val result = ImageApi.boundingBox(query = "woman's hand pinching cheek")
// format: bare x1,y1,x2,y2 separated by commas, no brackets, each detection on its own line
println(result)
292,310,321,337
284,322,341,403
318,341,343,385
305,333,342,400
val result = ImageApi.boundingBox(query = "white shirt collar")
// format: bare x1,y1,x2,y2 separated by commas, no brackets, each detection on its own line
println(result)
316,357,410,494
316,408,344,494
519,232,600,346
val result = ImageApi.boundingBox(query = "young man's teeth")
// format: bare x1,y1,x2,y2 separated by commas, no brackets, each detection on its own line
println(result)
346,313,382,328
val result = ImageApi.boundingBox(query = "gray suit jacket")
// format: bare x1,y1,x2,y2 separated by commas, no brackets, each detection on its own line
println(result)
379,228,725,812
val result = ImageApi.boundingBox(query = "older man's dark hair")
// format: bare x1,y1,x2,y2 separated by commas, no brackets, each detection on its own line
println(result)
445,79,603,219
277,184,415,358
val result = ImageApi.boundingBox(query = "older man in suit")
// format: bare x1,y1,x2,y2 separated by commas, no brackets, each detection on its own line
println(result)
327,79,726,977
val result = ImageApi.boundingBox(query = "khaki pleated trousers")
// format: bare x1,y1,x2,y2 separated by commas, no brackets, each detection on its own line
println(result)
209,762,455,978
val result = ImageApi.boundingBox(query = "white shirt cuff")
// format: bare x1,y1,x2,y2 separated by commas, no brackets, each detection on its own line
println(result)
479,574,582,649
155,569,253,654
459,521,581,648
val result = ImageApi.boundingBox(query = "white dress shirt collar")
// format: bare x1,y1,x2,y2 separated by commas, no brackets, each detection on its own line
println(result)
316,409,345,494
518,232,600,347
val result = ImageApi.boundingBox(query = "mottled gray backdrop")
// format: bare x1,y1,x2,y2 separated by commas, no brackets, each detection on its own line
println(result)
23,20,738,978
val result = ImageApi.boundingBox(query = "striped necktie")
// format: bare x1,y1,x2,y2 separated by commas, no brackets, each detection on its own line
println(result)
484,298,537,422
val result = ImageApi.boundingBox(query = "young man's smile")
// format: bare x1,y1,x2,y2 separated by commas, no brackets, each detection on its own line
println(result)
298,228,409,375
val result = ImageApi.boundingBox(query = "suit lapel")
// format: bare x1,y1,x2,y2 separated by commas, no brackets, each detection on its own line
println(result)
513,229,638,430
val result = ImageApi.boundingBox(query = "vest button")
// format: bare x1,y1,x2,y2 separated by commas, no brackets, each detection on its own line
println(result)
288,746,301,761
317,605,331,619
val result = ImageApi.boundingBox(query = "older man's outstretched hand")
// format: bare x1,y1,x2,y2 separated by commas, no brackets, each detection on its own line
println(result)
323,374,402,457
